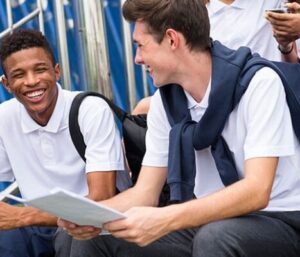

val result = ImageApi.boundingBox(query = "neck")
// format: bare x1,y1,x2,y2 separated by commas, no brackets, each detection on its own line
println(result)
176,50,212,103
32,111,53,127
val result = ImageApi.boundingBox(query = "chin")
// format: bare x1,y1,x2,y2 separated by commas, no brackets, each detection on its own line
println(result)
154,82,169,88
152,79,163,87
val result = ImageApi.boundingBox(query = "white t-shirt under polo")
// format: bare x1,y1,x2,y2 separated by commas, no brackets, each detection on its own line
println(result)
143,68,300,212
0,85,131,199
207,0,283,61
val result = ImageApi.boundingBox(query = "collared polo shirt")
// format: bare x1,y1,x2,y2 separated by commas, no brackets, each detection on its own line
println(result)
207,0,283,61
0,84,131,199
143,68,300,211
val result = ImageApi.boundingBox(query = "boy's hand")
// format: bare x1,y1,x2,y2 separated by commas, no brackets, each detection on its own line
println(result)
57,218,102,240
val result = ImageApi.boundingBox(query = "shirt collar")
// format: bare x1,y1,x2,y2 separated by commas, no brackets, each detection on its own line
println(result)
208,0,248,15
184,80,211,110
21,83,67,134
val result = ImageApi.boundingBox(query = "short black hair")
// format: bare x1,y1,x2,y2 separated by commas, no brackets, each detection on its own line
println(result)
0,29,56,74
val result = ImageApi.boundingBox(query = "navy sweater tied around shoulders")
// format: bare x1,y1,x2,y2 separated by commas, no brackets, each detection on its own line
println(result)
160,40,300,202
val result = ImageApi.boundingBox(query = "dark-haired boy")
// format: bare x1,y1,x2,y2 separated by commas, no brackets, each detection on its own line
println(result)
0,29,131,257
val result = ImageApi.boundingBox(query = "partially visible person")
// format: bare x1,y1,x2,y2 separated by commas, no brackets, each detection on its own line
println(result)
266,1,300,63
132,96,151,115
57,1,300,257
207,0,287,61
0,29,131,257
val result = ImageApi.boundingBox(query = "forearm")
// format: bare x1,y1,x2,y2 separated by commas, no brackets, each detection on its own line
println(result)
101,166,166,212
101,185,158,212
1,205,58,229
165,157,277,232
165,178,270,232
86,171,117,201
102,173,273,247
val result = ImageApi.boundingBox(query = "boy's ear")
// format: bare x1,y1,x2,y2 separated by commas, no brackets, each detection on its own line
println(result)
1,75,12,93
54,64,61,81
165,28,180,50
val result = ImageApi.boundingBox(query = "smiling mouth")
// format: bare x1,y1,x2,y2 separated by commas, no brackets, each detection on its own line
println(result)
25,89,46,99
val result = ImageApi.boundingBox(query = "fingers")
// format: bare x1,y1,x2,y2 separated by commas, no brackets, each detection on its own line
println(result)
71,227,101,240
57,218,101,240
286,2,300,13
103,219,141,242
265,11,290,22
68,227,101,240
273,28,292,37
57,218,75,228
103,219,127,232
266,11,300,37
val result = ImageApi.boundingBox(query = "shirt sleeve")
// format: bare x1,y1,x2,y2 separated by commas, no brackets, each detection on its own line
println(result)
296,40,300,59
0,136,14,182
77,97,125,172
241,67,295,159
142,90,170,167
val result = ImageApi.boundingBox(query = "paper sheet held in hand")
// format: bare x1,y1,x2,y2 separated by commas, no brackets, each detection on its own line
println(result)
4,188,125,228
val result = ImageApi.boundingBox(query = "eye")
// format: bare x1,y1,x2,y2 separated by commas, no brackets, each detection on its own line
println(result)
11,73,24,79
134,42,143,48
36,67,47,73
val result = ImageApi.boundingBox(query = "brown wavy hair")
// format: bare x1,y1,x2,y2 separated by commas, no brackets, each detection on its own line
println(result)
122,0,211,51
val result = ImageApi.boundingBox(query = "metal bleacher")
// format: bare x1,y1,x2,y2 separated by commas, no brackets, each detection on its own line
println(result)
0,0,154,198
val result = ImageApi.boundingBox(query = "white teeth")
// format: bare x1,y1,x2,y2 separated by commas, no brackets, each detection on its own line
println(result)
26,90,45,98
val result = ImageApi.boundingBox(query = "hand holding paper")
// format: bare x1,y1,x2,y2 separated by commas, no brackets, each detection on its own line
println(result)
4,188,125,228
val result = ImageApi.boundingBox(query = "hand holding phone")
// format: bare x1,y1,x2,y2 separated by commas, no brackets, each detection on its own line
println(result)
265,9,287,13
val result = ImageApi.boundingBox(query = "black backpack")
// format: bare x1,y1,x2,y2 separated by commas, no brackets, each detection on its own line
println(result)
69,91,169,206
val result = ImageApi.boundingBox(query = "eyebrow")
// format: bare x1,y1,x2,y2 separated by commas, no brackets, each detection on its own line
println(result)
34,62,49,66
10,68,24,74
9,62,49,74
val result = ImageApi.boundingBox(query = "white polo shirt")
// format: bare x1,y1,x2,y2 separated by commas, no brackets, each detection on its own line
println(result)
0,84,131,199
207,0,283,61
143,68,300,212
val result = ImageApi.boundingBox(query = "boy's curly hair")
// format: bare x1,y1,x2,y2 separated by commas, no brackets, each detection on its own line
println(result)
0,29,55,74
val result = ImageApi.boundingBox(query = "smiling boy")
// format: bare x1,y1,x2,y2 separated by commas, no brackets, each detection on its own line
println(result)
58,1,300,256
0,29,130,257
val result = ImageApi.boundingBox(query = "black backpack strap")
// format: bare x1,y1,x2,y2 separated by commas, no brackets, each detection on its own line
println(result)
69,91,127,161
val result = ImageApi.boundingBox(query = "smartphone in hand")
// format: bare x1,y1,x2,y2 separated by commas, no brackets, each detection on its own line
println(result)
265,9,287,13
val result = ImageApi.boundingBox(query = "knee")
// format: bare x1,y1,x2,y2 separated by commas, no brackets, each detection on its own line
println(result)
54,228,73,257
70,236,109,257
192,220,244,257
70,239,95,257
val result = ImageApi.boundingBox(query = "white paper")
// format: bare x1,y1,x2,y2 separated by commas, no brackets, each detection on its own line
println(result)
4,188,125,228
